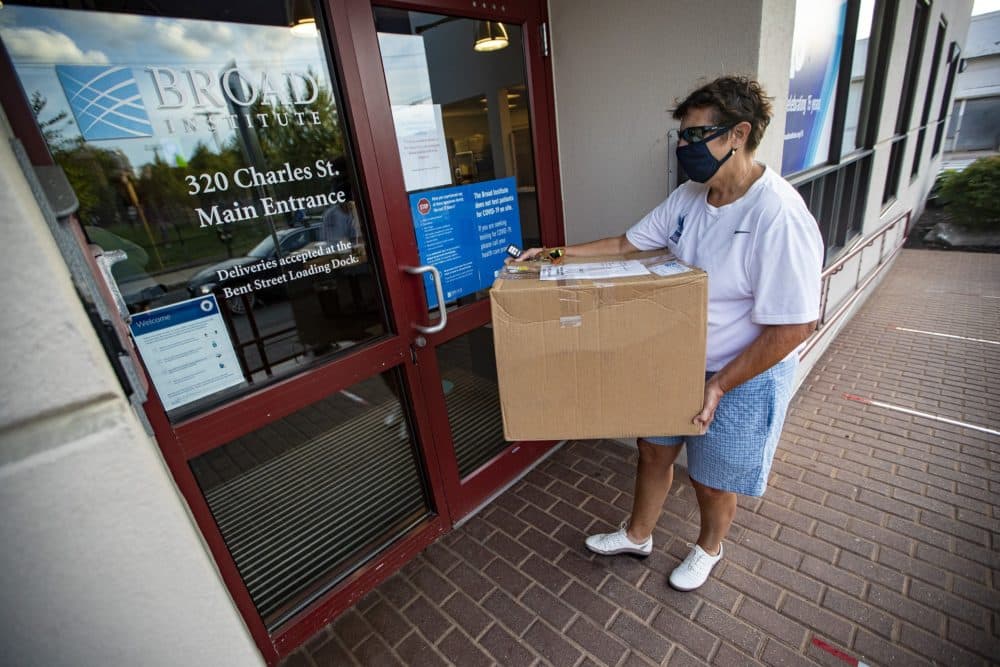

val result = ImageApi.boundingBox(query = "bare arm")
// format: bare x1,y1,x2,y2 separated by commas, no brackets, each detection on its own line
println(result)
514,234,639,261
693,321,816,432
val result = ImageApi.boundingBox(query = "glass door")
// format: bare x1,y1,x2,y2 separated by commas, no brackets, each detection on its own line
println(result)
0,0,466,659
1,0,562,658
347,0,563,519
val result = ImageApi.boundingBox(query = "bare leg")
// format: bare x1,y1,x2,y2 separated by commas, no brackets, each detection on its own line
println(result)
690,478,737,555
626,439,683,543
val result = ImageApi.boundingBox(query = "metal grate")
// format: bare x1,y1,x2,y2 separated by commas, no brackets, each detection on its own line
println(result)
442,368,508,478
196,399,430,628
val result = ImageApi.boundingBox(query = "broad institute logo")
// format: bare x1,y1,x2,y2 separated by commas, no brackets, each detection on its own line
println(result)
55,65,153,141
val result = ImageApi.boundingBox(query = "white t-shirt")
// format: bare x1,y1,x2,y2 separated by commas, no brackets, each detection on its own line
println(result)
626,165,823,371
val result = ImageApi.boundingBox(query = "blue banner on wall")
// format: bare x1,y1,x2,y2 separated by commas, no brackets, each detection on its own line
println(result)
409,176,522,308
781,0,848,176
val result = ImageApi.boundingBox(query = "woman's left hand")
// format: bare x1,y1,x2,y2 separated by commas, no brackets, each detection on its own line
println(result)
693,378,726,434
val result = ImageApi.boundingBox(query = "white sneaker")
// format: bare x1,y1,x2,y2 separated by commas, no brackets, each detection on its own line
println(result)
585,520,652,557
669,543,723,591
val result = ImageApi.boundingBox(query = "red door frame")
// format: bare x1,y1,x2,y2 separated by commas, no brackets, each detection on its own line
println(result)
0,0,565,661
344,0,566,520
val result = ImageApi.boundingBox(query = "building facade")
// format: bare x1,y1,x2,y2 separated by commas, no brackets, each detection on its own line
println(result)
944,9,1000,152
0,0,973,664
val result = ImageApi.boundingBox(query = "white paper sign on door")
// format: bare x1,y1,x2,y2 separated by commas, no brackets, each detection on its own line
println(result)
391,104,453,192
129,295,244,411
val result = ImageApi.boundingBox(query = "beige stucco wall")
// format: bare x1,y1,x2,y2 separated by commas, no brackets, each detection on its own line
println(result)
0,110,262,666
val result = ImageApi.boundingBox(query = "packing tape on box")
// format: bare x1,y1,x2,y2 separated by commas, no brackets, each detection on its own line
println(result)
498,263,539,279
556,279,617,327
558,282,581,327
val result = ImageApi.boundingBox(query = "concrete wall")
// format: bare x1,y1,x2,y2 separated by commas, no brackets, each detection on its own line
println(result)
547,0,973,384
0,110,262,666
548,0,783,244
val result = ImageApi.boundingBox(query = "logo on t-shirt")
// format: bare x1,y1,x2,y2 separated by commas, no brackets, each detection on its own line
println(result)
669,215,686,244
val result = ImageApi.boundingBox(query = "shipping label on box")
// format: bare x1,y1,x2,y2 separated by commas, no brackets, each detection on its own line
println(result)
490,253,707,441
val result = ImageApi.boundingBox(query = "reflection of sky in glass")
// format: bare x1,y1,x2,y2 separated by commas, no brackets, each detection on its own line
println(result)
973,0,1000,15
0,6,330,169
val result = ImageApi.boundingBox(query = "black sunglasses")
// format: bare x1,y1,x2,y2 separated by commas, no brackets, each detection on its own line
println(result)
678,125,730,143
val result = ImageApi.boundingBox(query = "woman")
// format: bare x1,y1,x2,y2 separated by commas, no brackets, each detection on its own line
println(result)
515,76,823,591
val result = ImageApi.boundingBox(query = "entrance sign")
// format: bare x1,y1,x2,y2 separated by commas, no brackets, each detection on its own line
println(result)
3,4,388,408
782,0,848,176
56,65,154,141
129,296,244,411
409,177,522,307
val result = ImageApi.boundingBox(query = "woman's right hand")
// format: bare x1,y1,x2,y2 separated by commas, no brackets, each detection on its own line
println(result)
512,247,545,262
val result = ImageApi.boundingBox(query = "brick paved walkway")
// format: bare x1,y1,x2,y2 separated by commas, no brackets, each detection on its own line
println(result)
282,249,999,666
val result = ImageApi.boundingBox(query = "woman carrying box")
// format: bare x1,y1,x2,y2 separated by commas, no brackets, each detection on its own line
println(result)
515,76,823,591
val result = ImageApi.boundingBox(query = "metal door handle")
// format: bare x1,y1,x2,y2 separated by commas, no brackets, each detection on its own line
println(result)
403,265,447,334
95,249,130,319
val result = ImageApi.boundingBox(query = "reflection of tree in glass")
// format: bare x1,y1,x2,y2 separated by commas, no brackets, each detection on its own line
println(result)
31,72,349,276
31,92,123,226
137,155,192,238
30,91,70,147
248,70,346,200
132,143,264,266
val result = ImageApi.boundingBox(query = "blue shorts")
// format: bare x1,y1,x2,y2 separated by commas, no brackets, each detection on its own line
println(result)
644,357,797,496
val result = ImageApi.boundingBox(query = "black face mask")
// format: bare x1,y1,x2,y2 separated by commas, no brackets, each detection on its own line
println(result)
676,127,733,183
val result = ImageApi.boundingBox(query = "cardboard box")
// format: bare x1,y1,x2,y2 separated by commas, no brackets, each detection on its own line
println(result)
490,253,707,441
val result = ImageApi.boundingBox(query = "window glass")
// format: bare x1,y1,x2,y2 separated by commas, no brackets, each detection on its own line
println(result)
950,96,1000,151
435,325,507,478
374,9,541,312
841,0,877,156
782,0,849,175
911,19,947,177
1,3,388,420
883,0,930,203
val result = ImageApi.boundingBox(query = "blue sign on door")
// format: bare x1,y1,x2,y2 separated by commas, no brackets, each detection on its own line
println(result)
409,176,522,308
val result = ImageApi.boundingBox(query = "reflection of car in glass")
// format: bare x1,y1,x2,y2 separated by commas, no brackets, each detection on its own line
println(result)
187,224,322,314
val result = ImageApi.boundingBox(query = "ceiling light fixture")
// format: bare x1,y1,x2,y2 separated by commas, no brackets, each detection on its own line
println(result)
288,0,316,37
474,21,509,52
